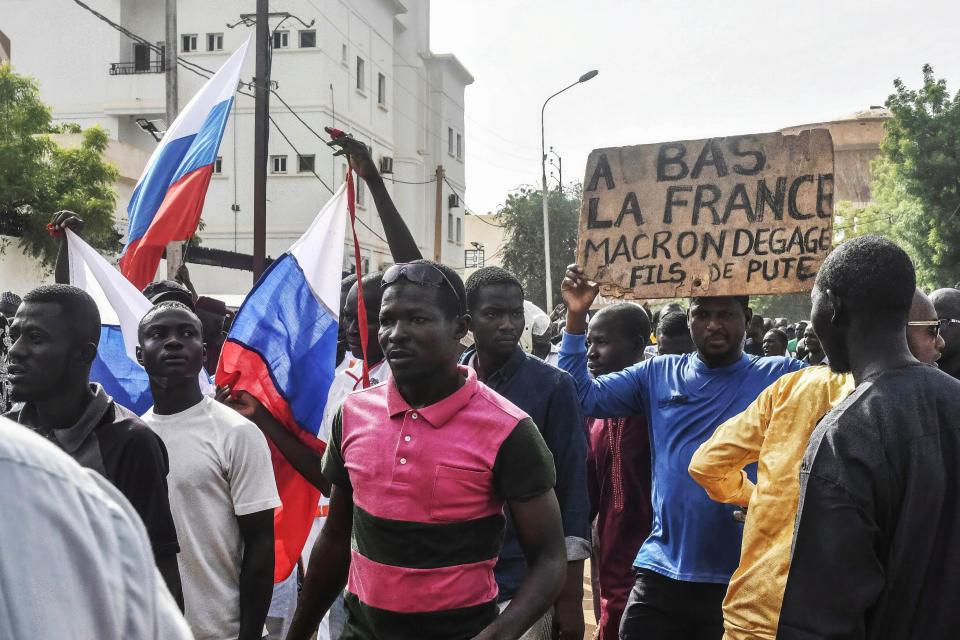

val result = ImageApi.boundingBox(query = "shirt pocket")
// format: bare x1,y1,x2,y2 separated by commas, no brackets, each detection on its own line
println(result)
430,465,492,523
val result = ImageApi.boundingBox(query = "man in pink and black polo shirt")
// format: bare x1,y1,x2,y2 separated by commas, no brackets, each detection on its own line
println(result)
286,260,566,640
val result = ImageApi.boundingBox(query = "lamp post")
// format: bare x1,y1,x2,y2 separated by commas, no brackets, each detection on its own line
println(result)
541,69,598,310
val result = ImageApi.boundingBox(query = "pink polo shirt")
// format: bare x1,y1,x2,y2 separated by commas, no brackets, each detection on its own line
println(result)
321,365,556,640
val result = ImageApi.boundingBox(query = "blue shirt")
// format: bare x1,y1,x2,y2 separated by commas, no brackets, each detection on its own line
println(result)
460,345,590,600
559,332,805,584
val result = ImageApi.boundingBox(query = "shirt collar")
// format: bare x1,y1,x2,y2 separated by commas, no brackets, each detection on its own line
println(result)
385,365,479,428
18,383,112,453
460,344,526,388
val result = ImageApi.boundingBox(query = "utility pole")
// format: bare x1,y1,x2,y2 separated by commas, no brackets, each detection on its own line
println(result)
433,165,444,261
164,0,181,278
252,0,269,282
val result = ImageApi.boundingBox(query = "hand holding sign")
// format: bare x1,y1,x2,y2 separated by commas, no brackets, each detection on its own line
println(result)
561,264,598,334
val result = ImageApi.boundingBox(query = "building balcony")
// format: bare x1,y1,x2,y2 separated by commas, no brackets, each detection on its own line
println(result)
109,60,165,75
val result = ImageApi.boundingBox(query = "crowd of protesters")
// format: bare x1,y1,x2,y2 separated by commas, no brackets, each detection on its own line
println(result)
2,133,960,640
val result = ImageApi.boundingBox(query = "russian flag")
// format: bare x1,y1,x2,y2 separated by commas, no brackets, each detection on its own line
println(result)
66,230,214,414
216,182,349,583
119,37,251,289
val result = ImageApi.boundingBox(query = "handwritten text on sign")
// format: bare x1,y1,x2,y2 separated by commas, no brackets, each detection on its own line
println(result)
576,129,835,299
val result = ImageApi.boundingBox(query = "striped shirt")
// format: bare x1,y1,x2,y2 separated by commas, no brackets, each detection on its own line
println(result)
321,365,556,639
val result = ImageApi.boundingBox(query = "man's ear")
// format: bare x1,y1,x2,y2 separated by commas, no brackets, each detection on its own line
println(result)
744,307,753,326
135,345,143,365
824,289,845,326
454,313,471,341
77,342,97,367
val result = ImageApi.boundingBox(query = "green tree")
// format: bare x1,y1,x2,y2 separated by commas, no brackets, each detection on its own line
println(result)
499,185,581,311
848,64,960,289
0,65,120,268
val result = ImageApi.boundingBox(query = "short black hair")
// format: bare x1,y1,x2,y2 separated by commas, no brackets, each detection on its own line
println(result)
657,310,689,338
689,295,750,313
593,302,650,345
353,271,386,313
384,259,466,320
464,266,524,312
22,284,100,346
138,301,202,336
765,328,789,345
815,234,915,326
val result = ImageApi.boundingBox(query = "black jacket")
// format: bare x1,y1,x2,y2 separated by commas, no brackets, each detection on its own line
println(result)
778,364,960,639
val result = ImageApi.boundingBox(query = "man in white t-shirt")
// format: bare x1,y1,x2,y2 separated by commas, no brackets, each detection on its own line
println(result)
137,301,281,640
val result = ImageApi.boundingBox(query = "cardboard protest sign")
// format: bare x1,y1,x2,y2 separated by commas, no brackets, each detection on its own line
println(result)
576,129,834,299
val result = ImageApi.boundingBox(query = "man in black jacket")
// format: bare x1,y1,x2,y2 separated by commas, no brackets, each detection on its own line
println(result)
778,235,960,638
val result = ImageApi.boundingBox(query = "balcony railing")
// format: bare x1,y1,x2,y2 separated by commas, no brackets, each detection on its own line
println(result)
109,60,165,75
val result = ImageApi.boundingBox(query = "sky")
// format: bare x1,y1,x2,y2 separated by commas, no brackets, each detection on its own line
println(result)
430,0,960,215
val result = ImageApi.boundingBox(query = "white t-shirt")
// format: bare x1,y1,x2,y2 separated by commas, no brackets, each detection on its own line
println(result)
317,358,391,445
0,416,191,640
143,396,281,640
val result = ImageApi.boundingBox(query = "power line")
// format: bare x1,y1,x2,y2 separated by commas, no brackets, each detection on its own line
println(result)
443,176,503,227
69,0,390,246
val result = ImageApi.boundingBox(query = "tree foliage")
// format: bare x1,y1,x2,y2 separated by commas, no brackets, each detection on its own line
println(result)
0,65,120,267
499,185,581,311
836,64,960,290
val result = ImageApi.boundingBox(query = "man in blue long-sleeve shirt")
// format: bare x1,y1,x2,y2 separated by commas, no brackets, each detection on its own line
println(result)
559,264,804,640
461,267,590,640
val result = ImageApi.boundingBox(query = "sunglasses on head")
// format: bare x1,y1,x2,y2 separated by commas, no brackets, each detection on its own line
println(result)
907,318,960,337
383,263,465,315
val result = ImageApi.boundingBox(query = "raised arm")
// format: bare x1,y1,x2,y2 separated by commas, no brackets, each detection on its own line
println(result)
557,264,647,418
688,380,776,507
326,128,422,263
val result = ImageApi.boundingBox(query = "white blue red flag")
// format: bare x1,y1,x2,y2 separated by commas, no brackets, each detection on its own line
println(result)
216,181,349,582
119,37,251,289
66,230,213,413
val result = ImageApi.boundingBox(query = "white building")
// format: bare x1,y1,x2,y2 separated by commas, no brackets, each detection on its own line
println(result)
3,0,472,294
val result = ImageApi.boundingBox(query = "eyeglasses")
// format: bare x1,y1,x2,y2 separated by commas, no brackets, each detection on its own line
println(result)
907,318,960,338
383,263,465,315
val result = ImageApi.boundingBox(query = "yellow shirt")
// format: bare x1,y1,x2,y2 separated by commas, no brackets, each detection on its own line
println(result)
688,366,855,639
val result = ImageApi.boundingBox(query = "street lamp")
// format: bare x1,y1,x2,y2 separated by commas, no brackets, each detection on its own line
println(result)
541,69,598,310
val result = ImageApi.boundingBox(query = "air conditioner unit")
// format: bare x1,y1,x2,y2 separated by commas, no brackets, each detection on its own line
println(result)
379,156,394,174
448,193,461,208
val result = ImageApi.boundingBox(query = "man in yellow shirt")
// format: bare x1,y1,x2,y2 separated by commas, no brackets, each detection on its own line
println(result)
688,287,943,639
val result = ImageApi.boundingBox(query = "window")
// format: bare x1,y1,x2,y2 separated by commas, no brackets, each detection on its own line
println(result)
299,30,316,48
448,127,454,155
273,30,289,49
356,56,365,91
456,133,462,160
377,73,386,106
207,33,223,51
271,155,287,173
181,34,197,52
448,212,454,241
214,156,223,174
456,216,462,243
298,154,315,173
356,180,365,206
341,43,347,64
341,163,347,184
133,43,150,71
